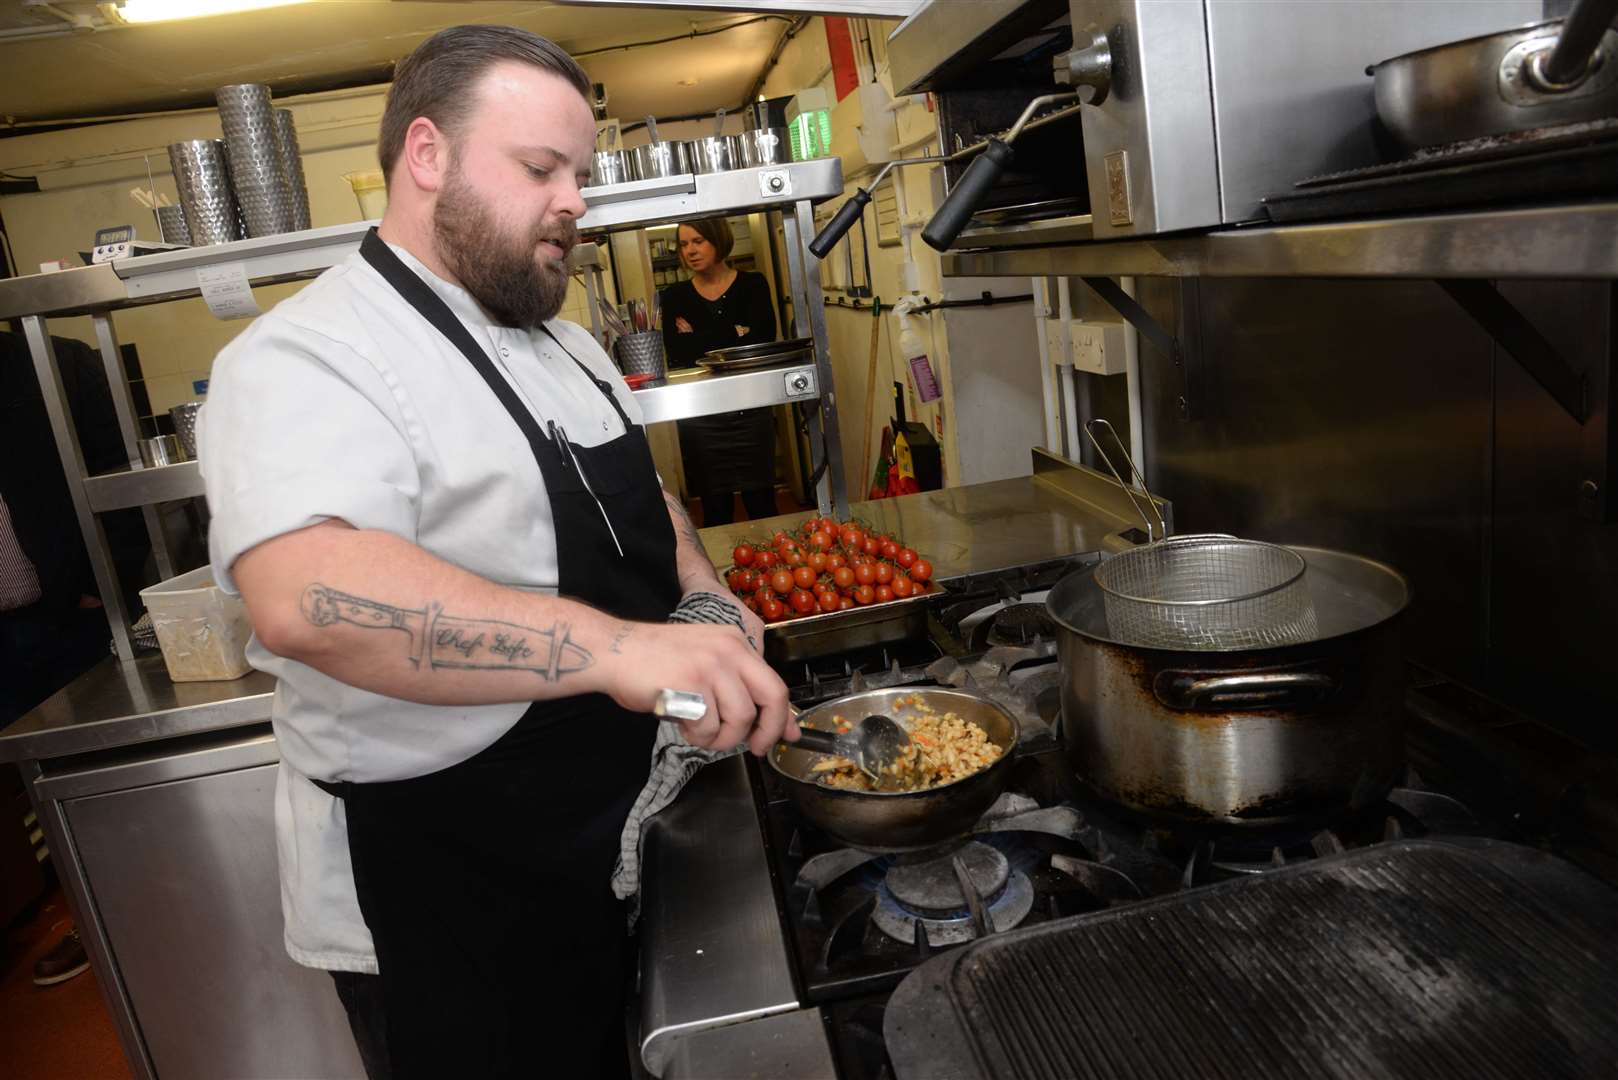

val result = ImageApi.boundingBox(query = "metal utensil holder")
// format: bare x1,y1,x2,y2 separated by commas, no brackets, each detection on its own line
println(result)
614,331,666,378
273,109,313,231
217,83,298,238
1083,419,1318,650
169,139,242,246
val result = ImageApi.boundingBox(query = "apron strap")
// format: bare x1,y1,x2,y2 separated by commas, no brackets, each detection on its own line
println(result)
537,324,637,431
358,228,553,450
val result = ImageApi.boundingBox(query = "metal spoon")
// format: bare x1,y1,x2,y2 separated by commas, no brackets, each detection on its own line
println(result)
791,714,913,786
653,690,913,785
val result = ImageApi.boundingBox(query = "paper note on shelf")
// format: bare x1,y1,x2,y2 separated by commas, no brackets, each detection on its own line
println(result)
197,263,260,320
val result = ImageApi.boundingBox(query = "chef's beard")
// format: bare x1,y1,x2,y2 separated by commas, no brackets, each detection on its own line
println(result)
433,161,577,330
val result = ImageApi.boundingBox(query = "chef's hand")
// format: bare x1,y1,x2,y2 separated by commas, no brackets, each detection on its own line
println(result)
602,622,797,755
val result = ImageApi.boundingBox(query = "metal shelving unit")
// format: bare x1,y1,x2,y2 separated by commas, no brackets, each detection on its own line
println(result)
941,201,1618,280
1,158,847,660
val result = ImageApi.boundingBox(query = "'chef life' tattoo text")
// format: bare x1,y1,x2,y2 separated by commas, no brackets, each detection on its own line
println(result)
300,584,592,681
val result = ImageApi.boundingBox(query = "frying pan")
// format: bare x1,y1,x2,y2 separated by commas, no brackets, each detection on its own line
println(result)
766,687,1021,854
1370,0,1618,150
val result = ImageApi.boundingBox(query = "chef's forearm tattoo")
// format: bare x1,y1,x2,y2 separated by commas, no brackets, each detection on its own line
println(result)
663,490,705,551
609,622,633,654
300,585,592,681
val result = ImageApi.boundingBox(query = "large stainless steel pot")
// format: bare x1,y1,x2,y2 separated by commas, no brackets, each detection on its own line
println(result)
1046,546,1410,827
1370,0,1618,150
734,127,789,167
767,687,1020,853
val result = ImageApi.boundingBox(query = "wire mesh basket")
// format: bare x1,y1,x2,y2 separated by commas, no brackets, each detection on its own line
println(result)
1095,535,1319,650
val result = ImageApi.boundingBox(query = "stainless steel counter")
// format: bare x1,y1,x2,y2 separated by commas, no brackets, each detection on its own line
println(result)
0,655,272,764
698,448,1169,579
638,754,799,1076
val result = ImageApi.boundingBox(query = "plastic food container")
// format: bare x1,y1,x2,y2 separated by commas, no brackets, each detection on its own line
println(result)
343,170,387,220
139,566,254,682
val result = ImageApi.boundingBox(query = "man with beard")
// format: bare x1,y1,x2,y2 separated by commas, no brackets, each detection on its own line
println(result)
199,25,794,1079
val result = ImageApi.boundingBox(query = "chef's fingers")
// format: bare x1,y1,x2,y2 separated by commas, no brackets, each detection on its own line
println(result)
707,667,757,753
676,694,722,749
736,661,792,757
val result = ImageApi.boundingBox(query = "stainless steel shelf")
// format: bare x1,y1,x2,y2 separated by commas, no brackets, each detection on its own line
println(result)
0,655,274,764
578,158,843,232
941,201,1618,280
0,223,606,319
84,460,205,512
635,363,822,425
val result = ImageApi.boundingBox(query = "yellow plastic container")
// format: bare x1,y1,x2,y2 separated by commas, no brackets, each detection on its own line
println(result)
344,170,387,220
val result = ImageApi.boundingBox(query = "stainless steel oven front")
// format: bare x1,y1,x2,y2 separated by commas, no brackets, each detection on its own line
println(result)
890,0,1545,241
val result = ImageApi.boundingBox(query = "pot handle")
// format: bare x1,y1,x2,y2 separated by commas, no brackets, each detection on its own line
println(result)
1154,670,1337,710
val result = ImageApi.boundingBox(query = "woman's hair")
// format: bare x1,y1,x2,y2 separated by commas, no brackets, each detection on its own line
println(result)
679,217,735,263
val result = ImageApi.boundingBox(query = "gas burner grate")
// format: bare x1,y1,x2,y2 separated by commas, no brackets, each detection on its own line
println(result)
982,603,1058,649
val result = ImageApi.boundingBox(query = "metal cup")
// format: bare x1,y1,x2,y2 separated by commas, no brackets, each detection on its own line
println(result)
216,83,297,237
139,435,188,468
688,136,734,174
154,205,191,245
735,127,790,167
632,141,692,180
590,149,635,186
273,109,312,231
169,403,203,458
614,331,666,378
168,139,243,246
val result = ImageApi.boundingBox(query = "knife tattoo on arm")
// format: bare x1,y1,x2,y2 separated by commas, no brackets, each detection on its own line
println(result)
300,584,593,680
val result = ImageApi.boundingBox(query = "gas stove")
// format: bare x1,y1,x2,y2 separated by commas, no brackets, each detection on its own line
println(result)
744,563,1504,1080
637,550,1617,1080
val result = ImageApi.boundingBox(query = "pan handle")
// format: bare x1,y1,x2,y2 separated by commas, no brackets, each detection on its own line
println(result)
1154,670,1337,711
1537,0,1618,88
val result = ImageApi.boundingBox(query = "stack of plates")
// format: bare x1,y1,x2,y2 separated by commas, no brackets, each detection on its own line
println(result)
217,84,297,237
698,337,815,372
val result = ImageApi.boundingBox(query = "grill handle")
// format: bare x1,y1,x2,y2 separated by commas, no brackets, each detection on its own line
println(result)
1154,670,1338,711
1537,0,1618,87
922,139,1014,252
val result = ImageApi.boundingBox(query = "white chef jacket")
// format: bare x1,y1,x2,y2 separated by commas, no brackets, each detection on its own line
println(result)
200,242,645,972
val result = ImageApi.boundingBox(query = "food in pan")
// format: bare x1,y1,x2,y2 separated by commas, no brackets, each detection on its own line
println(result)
723,516,936,623
808,698,1002,792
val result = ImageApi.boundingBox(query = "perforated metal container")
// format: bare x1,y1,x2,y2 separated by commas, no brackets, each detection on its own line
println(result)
614,331,666,378
273,109,312,231
217,83,297,237
1094,535,1319,650
168,139,242,246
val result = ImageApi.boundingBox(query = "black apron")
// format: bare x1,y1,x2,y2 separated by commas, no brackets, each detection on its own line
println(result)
318,229,680,1079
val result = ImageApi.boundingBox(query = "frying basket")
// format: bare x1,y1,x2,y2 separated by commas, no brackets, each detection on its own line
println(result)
1083,419,1318,650
1094,536,1318,650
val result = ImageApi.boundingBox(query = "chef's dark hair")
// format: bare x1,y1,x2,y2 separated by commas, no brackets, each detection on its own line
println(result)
379,25,592,185
679,218,735,263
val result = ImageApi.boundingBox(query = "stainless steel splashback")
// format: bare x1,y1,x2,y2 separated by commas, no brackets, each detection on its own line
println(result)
1114,276,1616,748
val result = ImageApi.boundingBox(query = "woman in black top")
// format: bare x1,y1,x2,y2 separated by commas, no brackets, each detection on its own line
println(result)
659,217,780,526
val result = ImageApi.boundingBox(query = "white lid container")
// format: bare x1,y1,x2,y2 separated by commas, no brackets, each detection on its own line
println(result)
139,565,253,682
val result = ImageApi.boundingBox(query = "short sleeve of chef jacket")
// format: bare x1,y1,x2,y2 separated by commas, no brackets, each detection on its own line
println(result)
201,301,418,595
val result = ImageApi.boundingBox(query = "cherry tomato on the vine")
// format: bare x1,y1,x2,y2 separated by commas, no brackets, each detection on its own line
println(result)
875,584,894,603
733,544,756,567
770,570,795,595
880,540,900,560
755,551,776,571
792,566,816,590
789,588,817,614
854,563,877,586
910,559,933,583
832,566,855,589
874,562,894,585
896,548,917,569
761,597,786,621
853,584,876,605
891,575,914,598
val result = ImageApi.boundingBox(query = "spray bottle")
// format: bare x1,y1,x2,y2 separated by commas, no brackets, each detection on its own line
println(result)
890,296,940,405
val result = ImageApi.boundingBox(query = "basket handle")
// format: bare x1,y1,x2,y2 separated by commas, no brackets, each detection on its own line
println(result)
1084,419,1167,541
1154,670,1337,711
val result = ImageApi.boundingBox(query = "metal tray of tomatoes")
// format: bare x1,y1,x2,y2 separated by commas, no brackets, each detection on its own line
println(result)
762,583,946,664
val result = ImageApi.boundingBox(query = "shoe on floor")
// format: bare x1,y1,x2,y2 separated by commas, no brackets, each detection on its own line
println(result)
34,927,89,986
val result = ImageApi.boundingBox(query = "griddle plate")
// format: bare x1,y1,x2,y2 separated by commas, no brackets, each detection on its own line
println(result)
884,840,1618,1080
